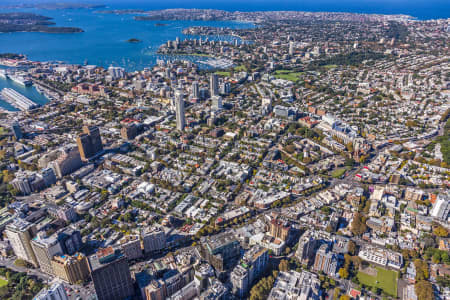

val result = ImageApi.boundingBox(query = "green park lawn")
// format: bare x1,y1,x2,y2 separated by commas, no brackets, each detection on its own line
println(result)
0,278,8,287
234,65,247,71
323,64,338,69
357,267,398,297
215,71,231,76
274,70,304,82
331,168,346,178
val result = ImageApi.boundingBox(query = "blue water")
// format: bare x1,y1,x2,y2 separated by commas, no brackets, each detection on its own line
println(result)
0,7,253,71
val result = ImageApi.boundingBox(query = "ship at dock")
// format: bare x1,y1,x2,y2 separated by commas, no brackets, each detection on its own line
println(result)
8,73,33,86
1,88,39,111
0,69,7,79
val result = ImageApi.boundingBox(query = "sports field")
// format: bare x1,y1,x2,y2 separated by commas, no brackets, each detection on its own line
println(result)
357,266,398,297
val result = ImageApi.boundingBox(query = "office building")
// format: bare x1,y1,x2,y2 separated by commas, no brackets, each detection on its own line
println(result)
77,133,93,161
200,232,240,275
52,253,90,284
77,125,103,161
11,121,22,140
142,226,166,254
34,282,68,300
121,123,138,140
219,82,231,95
41,167,57,187
119,235,143,260
175,90,185,131
5,219,38,267
192,81,199,99
57,227,82,255
210,74,219,97
31,232,63,275
88,247,134,300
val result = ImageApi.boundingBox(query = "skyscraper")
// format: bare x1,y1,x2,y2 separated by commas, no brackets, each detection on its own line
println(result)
289,41,295,56
76,125,103,161
211,95,223,111
192,81,199,99
11,121,22,140
210,74,219,97
175,90,185,131
83,125,103,154
76,134,92,161
5,219,38,267
88,247,134,300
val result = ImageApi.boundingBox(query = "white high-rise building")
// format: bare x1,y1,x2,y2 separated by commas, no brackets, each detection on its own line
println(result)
5,219,38,267
289,41,295,56
142,226,166,254
211,95,223,111
108,66,125,79
175,90,185,131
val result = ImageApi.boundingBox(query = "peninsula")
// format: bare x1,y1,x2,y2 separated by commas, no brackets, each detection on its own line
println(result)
0,13,83,33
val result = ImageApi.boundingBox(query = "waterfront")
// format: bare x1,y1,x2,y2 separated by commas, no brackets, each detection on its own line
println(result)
0,75,49,112
0,7,253,111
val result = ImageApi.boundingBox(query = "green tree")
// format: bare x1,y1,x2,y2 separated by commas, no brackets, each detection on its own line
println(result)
415,280,434,300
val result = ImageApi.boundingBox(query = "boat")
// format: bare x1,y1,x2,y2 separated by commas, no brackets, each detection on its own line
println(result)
1,88,39,111
0,69,7,79
9,74,32,86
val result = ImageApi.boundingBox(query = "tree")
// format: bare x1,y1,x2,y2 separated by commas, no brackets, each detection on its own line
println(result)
334,288,341,299
279,259,289,272
348,241,356,256
414,259,429,280
433,225,449,238
351,212,367,236
338,267,349,279
415,280,434,300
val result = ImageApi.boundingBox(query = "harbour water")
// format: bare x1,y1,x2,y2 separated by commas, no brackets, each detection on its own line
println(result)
0,8,254,71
